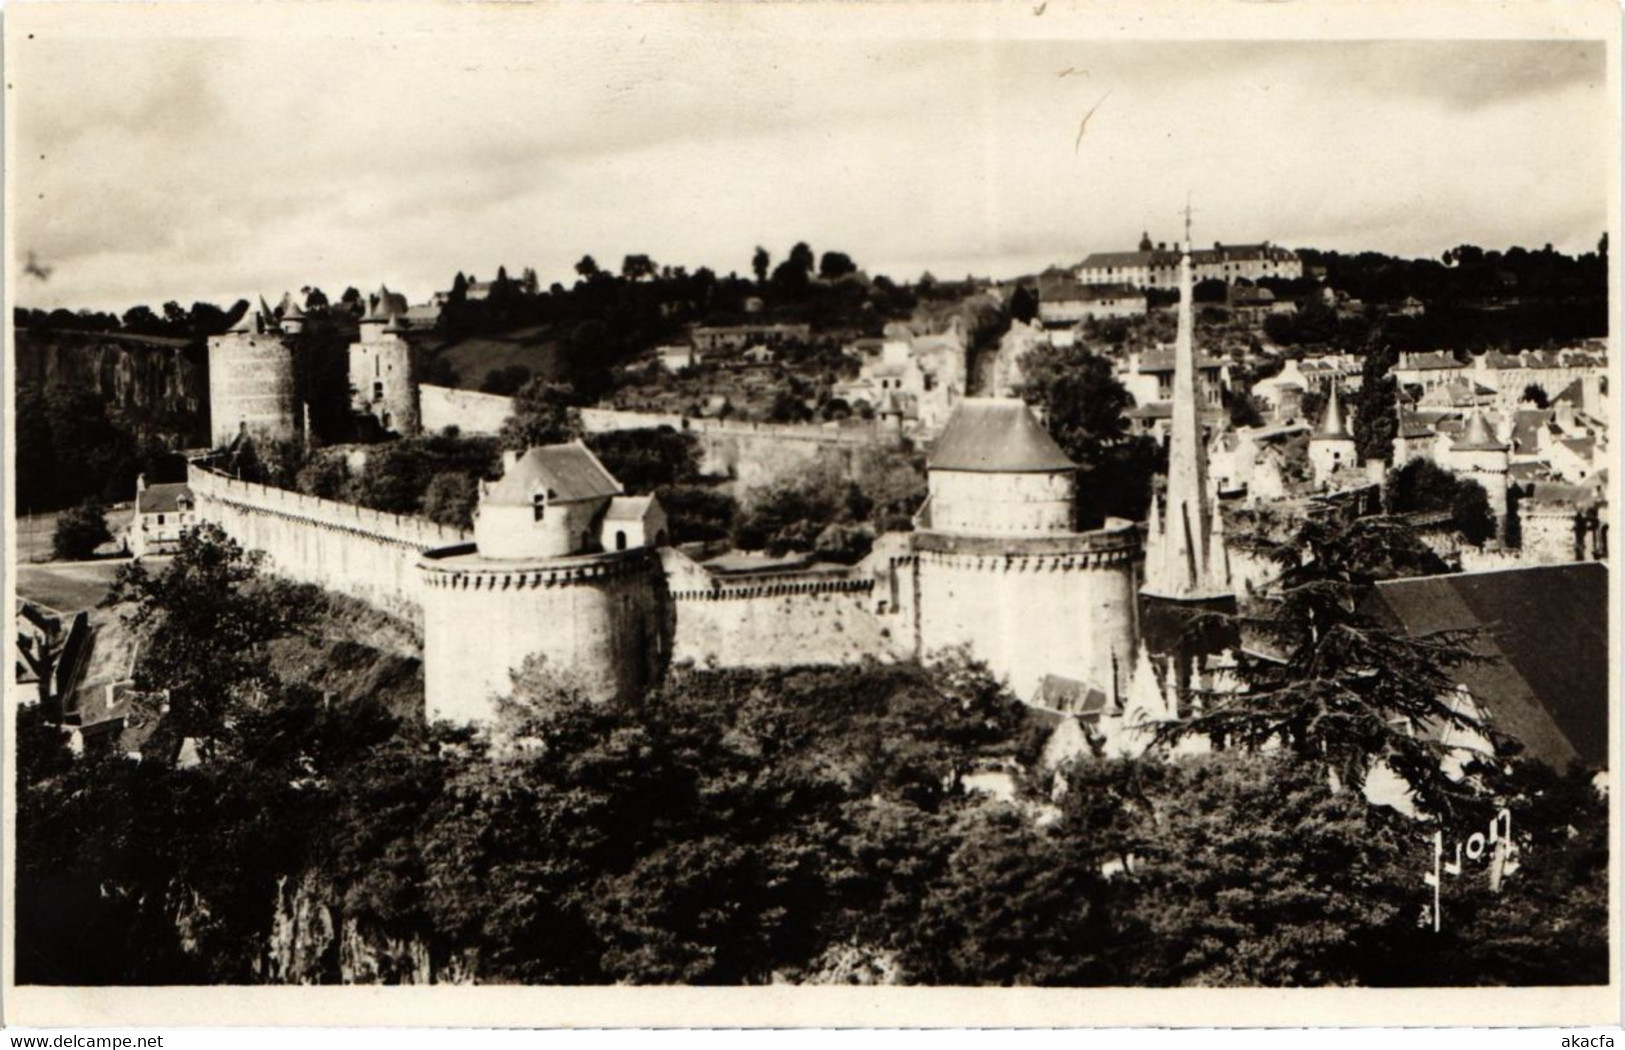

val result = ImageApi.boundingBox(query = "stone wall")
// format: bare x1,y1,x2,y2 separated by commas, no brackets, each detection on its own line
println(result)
188,461,469,622
419,384,514,436
420,386,900,489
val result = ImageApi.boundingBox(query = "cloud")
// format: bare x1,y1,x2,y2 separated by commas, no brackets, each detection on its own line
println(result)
10,30,1610,311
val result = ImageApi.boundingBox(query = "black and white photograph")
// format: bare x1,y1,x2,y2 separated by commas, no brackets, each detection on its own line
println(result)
3,0,1619,1029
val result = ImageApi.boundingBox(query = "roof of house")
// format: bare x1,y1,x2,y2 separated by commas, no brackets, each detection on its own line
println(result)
1509,409,1554,454
927,398,1075,473
1037,674,1109,715
486,443,623,504
1136,350,1228,373
1363,562,1608,770
1040,276,1145,303
604,495,657,521
1557,436,1596,462
1399,352,1464,371
137,483,194,514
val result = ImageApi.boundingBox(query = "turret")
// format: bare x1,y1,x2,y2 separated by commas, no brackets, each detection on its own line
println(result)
1308,385,1357,485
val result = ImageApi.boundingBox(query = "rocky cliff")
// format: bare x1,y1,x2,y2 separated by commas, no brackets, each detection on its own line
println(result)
262,872,478,984
14,328,210,445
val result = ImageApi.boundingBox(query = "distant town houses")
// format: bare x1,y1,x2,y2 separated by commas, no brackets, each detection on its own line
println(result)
1116,347,1229,441
691,323,811,355
1076,232,1303,289
832,318,968,433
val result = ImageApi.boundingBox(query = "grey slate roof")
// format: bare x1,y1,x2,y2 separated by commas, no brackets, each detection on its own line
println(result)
137,483,194,514
1363,562,1608,769
487,443,623,504
928,398,1075,473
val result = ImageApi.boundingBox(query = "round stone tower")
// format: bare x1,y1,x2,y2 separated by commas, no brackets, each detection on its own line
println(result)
419,443,672,724
208,298,297,447
912,397,1140,706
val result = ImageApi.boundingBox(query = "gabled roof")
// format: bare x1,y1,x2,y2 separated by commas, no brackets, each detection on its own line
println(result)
1136,350,1228,373
927,397,1074,473
604,495,656,521
486,443,623,504
137,483,194,514
1363,563,1608,769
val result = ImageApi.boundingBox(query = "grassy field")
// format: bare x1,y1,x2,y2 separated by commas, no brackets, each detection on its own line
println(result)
14,560,132,613
13,506,133,563
438,331,561,389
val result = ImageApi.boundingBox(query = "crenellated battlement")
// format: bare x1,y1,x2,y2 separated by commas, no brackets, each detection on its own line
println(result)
420,545,661,590
189,461,469,550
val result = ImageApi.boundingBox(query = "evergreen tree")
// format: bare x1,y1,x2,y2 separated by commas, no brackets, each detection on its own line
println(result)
1158,514,1483,815
1353,342,1399,464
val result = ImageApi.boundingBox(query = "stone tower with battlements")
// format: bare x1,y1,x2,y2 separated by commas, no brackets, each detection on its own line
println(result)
419,443,672,724
910,397,1140,705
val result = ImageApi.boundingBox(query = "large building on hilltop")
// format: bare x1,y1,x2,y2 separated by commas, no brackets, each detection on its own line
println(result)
1076,233,1302,289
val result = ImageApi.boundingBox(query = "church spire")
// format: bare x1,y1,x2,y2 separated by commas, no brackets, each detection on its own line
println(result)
1142,205,1230,601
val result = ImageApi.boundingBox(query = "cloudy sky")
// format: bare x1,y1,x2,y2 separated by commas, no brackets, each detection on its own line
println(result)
9,6,1613,312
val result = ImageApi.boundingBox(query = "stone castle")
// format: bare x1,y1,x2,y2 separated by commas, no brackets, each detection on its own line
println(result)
191,234,1258,730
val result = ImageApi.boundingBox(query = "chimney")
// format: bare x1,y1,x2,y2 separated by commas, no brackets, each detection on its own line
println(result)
136,473,147,494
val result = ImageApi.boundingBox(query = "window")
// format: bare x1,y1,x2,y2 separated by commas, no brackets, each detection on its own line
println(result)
157,514,165,525
532,494,546,522
373,381,384,401
615,530,628,551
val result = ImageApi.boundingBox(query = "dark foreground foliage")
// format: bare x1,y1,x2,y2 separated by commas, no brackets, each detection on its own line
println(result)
13,530,1608,987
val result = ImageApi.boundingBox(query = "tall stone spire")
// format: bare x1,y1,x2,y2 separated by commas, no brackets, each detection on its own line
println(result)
1142,207,1230,601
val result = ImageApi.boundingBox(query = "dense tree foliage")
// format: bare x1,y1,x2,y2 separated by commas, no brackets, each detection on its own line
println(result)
14,383,176,511
1387,459,1497,547
52,498,114,559
1353,342,1400,464
733,453,926,560
1015,342,1165,526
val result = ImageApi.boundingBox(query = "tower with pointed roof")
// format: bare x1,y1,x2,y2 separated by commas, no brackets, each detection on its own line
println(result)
207,296,298,447
1308,384,1357,485
349,284,422,435
907,397,1141,704
1445,407,1511,541
1142,215,1231,602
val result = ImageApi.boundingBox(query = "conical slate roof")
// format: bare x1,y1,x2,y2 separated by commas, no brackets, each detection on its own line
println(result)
1452,409,1508,452
1315,385,1351,440
927,397,1074,473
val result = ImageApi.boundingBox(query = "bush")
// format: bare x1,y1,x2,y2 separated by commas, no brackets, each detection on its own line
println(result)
53,499,113,560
